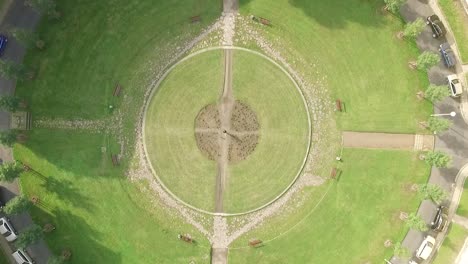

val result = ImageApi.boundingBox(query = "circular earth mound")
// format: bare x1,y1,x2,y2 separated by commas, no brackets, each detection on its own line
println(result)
195,101,260,163
144,48,310,214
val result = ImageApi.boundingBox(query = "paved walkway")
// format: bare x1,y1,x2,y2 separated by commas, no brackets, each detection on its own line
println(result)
453,214,468,230
342,132,434,151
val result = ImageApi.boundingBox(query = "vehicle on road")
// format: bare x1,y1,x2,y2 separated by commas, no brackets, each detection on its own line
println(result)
439,43,456,68
0,217,17,242
0,35,7,56
447,75,463,97
12,249,34,264
415,235,436,260
426,15,446,38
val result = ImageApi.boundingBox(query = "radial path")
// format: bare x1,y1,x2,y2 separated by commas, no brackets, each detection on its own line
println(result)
215,48,234,213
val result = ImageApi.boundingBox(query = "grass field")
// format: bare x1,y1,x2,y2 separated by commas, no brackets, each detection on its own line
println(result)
439,0,468,63
229,149,430,263
13,0,220,262
457,181,468,217
145,49,309,213
15,130,211,263
226,50,309,213
145,50,223,212
433,224,468,264
239,0,432,133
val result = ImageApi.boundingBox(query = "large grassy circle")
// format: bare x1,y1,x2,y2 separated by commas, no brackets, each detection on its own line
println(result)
144,48,310,214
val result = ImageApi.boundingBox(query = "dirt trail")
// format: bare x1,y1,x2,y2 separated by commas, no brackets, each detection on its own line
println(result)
215,48,235,213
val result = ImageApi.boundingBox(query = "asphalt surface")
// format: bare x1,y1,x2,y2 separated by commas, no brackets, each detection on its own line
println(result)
393,0,468,263
0,0,51,263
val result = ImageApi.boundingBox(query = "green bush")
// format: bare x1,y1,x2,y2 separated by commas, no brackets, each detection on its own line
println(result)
3,195,32,215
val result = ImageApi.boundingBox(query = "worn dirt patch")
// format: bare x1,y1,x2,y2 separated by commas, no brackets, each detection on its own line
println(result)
195,100,259,163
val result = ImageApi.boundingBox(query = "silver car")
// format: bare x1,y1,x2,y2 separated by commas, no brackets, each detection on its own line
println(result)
0,217,17,241
12,249,34,264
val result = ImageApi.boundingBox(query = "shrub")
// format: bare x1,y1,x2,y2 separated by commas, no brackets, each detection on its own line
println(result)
0,59,26,80
418,183,448,204
15,224,43,249
0,130,17,147
0,161,24,182
0,95,21,112
405,212,428,231
427,117,452,133
384,0,406,14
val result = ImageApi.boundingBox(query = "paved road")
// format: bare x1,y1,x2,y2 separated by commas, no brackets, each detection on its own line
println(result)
393,0,468,263
0,1,51,263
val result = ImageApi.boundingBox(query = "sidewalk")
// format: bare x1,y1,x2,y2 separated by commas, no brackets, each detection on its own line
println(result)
342,131,433,151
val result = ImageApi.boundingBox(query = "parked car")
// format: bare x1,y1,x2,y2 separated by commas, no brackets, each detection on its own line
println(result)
12,249,34,264
0,217,17,242
0,35,7,56
439,43,456,68
416,235,436,260
426,15,447,38
431,205,448,231
447,74,463,97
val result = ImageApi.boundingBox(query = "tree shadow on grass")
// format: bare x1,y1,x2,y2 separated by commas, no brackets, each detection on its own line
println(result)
40,176,96,212
31,207,122,263
239,0,387,29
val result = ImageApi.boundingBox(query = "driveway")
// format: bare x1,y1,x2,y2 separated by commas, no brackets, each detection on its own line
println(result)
392,0,468,263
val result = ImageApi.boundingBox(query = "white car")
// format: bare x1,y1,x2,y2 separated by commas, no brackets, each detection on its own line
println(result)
447,74,463,97
0,217,17,242
416,235,436,260
12,249,33,264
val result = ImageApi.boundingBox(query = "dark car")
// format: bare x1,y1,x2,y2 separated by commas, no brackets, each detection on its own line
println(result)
427,15,447,38
431,206,448,231
439,43,456,68
0,35,7,56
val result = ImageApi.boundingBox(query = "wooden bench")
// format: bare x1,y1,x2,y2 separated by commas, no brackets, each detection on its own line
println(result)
335,99,343,112
113,84,122,97
190,15,201,23
248,239,263,247
259,17,271,26
111,154,119,166
330,167,338,179
178,234,193,243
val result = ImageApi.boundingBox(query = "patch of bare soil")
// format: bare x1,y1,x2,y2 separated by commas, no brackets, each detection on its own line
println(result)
194,100,259,163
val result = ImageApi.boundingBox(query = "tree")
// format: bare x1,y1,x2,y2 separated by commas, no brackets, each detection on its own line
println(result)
417,51,440,70
0,130,17,147
3,195,32,215
418,183,448,204
0,59,26,80
47,255,64,264
427,116,452,133
384,0,406,13
15,224,43,249
405,212,428,231
403,18,426,38
0,161,24,182
425,84,450,102
425,151,452,168
0,95,21,112
393,241,410,259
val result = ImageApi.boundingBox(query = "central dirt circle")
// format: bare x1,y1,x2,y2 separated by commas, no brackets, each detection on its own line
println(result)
195,101,260,163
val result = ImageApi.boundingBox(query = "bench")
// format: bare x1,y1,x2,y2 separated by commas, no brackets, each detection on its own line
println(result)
248,239,263,247
335,99,343,112
178,234,193,243
259,17,271,26
330,167,338,179
113,84,122,97
190,15,201,23
111,154,119,166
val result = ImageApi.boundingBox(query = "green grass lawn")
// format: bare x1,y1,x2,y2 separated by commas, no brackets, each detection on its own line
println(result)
15,130,211,263
439,0,468,63
226,50,309,213
239,0,432,133
433,224,468,264
0,251,8,264
145,50,223,212
229,149,430,263
457,181,468,217
16,0,220,120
